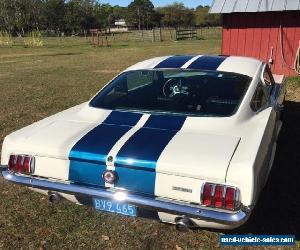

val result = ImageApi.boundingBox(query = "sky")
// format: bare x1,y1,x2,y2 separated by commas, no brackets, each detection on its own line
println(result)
103,0,213,8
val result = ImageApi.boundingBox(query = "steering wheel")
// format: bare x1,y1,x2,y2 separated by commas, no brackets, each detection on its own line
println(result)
162,78,189,98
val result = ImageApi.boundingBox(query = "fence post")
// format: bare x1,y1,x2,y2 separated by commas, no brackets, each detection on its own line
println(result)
152,29,155,42
159,28,162,42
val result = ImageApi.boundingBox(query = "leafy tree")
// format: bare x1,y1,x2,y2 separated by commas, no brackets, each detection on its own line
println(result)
195,5,221,27
0,0,18,32
0,0,219,36
65,0,104,35
44,0,65,34
158,2,195,28
112,5,128,21
127,0,156,30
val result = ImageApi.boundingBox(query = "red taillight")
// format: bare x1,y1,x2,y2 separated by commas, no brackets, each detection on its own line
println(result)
8,154,34,175
225,187,236,210
8,155,17,171
202,183,213,206
23,156,32,174
201,183,239,211
16,155,24,172
214,185,224,208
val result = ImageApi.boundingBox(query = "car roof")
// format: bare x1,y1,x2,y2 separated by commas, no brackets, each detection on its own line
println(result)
125,55,262,77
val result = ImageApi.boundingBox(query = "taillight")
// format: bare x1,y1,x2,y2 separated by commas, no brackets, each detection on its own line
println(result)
225,187,236,210
8,154,34,175
214,185,224,208
202,183,213,206
8,155,17,171
201,183,240,211
15,155,24,172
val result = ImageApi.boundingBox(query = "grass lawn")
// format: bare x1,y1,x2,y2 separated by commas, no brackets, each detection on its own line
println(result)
0,37,300,249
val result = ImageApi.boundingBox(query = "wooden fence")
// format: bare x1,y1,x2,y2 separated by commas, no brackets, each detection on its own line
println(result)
89,27,222,45
175,28,197,40
129,28,162,42
90,28,162,46
90,29,111,46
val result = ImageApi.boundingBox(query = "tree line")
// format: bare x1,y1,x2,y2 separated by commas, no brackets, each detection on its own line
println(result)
0,0,221,36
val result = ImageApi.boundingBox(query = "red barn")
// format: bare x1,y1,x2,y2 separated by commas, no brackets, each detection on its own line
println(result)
210,0,300,76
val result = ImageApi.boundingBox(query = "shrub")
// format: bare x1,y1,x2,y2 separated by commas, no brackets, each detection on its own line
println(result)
24,31,44,47
0,31,14,47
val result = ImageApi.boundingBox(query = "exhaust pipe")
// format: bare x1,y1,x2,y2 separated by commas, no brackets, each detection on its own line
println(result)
48,192,61,203
175,217,196,232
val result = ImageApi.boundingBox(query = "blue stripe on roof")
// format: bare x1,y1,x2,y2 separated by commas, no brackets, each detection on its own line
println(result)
143,114,187,131
188,55,227,70
155,55,195,69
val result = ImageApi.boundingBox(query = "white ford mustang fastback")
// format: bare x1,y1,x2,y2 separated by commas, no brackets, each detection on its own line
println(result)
1,55,286,231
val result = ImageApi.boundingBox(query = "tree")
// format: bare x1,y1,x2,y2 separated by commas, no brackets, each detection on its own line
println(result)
195,5,221,27
0,0,44,35
64,0,101,35
0,1,218,36
158,2,195,28
112,5,128,21
0,0,19,33
44,0,65,34
127,0,155,30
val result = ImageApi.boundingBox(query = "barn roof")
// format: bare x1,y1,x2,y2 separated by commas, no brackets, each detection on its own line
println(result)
209,0,300,13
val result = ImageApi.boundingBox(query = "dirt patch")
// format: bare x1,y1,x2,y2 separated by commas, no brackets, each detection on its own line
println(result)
0,72,12,78
93,69,121,74
0,60,18,64
0,53,37,59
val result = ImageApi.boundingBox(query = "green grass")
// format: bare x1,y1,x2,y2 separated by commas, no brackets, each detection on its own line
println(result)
0,37,300,249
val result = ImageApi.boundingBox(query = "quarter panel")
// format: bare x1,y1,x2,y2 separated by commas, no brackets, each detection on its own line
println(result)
226,108,273,206
156,131,241,182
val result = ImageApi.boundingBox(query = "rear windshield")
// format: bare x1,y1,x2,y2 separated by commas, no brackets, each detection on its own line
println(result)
90,69,251,117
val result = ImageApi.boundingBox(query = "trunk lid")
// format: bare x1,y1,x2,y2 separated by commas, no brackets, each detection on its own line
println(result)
68,113,240,195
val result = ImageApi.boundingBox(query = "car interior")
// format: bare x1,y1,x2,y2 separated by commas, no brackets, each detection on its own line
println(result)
91,70,251,117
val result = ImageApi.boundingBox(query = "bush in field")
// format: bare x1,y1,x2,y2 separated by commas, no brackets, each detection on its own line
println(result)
24,31,44,47
0,31,13,47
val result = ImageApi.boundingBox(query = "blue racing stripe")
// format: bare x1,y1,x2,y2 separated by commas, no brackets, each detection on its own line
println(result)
116,167,156,194
115,115,186,194
155,55,194,69
188,55,227,70
143,114,187,130
69,161,107,186
69,111,143,185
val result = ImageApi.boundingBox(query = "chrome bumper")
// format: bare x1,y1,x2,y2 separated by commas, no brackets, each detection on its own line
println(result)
1,169,250,226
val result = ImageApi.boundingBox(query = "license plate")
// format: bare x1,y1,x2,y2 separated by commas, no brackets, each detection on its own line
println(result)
93,198,137,217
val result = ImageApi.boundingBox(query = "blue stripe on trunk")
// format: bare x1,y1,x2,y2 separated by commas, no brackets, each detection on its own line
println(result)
114,115,186,194
188,55,227,70
155,55,194,69
69,111,143,185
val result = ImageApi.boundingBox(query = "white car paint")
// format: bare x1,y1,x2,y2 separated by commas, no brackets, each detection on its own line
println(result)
0,55,286,229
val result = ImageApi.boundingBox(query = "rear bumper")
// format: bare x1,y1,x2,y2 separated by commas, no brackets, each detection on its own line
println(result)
1,168,251,226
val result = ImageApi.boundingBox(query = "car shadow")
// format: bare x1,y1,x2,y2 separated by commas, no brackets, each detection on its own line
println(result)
235,100,300,240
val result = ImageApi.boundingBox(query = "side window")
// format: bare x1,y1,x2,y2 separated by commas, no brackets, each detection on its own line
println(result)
127,71,154,91
250,83,269,112
263,65,275,93
263,69,272,85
